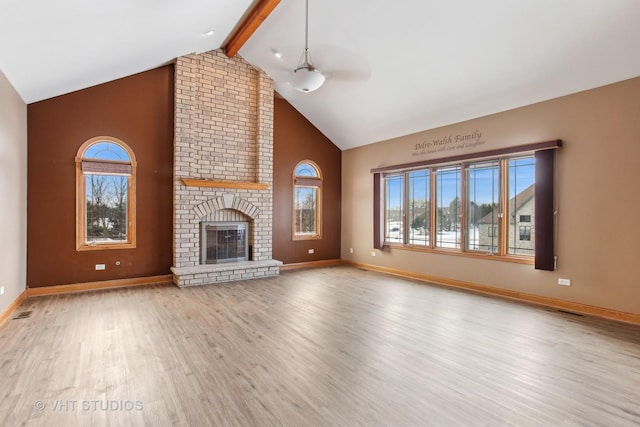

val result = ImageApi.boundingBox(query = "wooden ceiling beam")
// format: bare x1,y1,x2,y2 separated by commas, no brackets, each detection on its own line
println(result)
224,0,281,58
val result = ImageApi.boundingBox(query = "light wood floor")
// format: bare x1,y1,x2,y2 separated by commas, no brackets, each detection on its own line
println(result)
1,266,639,426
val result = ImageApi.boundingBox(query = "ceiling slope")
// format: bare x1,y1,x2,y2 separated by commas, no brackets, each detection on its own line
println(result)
0,0,253,103
2,0,640,150
240,0,640,150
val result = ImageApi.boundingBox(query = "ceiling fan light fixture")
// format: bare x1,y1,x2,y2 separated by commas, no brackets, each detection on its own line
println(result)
290,64,325,93
288,0,324,93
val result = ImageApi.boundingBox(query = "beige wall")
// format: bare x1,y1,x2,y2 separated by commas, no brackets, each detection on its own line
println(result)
0,70,27,312
342,77,640,316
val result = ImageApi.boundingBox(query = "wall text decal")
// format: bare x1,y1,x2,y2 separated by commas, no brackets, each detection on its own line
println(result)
412,130,485,157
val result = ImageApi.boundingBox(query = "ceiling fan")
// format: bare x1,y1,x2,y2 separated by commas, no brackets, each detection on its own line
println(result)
289,0,325,92
267,0,371,95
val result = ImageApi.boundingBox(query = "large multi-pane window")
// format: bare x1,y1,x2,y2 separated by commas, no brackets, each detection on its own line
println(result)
382,154,536,258
76,137,136,251
293,161,322,239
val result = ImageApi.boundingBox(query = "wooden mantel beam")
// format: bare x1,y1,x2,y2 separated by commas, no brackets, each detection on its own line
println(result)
181,178,269,191
224,0,281,58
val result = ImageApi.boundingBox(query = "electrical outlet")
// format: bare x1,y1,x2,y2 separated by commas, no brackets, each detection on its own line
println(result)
0,286,4,296
95,264,106,271
308,249,314,254
371,251,376,257
558,278,571,286
350,247,353,253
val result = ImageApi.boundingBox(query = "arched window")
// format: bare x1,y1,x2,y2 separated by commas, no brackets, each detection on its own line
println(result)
75,137,136,251
293,160,322,240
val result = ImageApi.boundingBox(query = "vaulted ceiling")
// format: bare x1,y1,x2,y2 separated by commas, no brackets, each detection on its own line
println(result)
2,0,639,150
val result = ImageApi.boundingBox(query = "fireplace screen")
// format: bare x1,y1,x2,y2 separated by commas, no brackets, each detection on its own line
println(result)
200,222,249,264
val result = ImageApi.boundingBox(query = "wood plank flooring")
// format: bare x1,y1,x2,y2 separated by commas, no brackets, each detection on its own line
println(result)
1,266,639,426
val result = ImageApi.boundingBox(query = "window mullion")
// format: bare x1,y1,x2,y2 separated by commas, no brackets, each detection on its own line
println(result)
403,172,409,244
498,159,509,256
461,163,468,253
429,169,436,249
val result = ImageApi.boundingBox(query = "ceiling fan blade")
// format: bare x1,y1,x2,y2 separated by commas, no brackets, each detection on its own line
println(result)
323,69,371,82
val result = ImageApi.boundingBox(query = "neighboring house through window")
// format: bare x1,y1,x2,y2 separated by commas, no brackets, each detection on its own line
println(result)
519,226,532,241
75,136,136,251
293,160,322,240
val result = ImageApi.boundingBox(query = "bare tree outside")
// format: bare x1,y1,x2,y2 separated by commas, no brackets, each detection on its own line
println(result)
295,187,316,234
110,175,128,240
86,174,128,243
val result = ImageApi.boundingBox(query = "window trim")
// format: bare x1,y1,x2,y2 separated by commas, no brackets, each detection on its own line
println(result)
373,140,561,268
381,160,534,264
75,136,137,251
371,139,561,174
382,156,534,262
292,160,322,241
373,173,383,249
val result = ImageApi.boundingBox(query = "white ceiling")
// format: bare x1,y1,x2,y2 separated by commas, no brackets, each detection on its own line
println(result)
0,0,253,103
2,0,640,151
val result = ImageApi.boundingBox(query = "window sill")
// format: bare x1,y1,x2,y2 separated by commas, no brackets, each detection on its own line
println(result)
77,242,136,251
385,244,534,265
293,235,322,241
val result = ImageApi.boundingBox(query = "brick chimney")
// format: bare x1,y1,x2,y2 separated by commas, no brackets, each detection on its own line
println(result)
171,50,281,286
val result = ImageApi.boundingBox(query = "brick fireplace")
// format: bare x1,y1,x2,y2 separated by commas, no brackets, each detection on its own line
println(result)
170,50,281,287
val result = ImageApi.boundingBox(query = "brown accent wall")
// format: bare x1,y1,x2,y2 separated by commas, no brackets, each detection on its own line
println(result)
27,66,174,287
273,97,341,264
